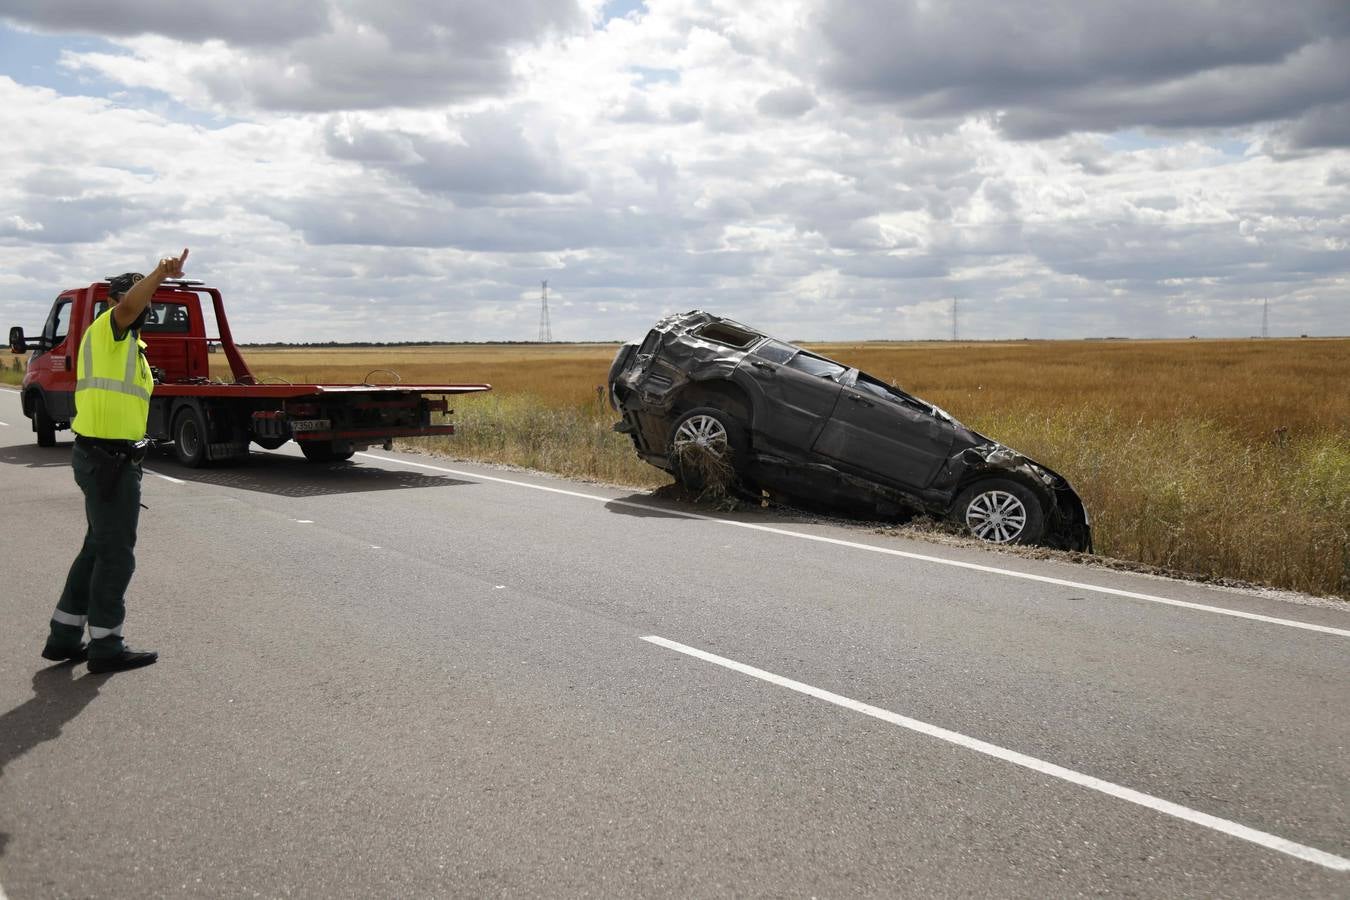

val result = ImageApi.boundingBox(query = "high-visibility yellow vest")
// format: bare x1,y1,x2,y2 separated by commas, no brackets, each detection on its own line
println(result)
71,309,153,440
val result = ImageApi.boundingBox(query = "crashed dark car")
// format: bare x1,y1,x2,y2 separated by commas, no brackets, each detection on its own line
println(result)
608,310,1092,551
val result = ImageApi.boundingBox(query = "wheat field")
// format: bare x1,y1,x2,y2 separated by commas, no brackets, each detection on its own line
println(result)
223,337,1350,599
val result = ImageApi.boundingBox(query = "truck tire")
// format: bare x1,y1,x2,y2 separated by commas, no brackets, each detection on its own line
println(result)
34,398,56,447
300,440,354,463
173,406,208,468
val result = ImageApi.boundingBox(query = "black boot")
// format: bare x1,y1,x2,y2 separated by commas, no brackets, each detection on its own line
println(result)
41,641,89,663
87,647,158,674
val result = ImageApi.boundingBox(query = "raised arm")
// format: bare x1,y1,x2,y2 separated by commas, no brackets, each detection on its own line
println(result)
112,248,189,331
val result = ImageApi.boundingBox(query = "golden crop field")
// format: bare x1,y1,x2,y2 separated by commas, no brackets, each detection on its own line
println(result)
225,338,1350,598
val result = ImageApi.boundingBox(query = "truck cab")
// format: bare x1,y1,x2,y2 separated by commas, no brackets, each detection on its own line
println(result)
16,282,215,441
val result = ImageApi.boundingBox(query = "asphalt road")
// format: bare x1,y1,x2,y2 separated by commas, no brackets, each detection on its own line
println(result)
1,386,1346,898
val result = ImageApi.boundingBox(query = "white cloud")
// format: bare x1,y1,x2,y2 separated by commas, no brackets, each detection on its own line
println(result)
0,2,1347,344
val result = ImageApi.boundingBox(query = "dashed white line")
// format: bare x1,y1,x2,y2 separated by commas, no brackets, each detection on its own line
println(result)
355,452,1349,639
0,420,10,426
294,519,314,524
642,634,1350,872
142,467,185,484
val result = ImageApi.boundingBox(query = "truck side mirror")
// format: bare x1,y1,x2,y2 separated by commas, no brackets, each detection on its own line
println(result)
9,326,26,354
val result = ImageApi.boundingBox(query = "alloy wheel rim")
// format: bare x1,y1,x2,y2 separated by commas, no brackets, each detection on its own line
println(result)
673,414,728,456
965,490,1028,542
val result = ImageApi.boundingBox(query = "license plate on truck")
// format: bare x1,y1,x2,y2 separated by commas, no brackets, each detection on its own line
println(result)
290,419,331,433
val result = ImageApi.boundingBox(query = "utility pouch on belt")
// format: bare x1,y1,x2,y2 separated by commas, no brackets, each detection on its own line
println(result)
88,439,149,501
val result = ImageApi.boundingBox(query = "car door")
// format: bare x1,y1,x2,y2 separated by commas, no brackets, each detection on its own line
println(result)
738,341,845,450
812,371,955,489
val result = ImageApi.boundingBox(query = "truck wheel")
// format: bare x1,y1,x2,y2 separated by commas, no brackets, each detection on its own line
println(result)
34,400,56,448
300,441,354,463
173,406,208,468
952,478,1047,545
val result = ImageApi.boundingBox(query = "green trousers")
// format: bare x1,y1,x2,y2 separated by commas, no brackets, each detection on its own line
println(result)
48,441,142,659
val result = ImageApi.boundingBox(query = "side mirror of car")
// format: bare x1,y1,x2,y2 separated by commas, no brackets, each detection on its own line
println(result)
9,326,28,354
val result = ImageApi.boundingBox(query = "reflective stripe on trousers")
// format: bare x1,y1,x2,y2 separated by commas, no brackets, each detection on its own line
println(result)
51,609,88,627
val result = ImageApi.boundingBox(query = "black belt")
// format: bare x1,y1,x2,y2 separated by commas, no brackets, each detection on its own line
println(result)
75,435,146,455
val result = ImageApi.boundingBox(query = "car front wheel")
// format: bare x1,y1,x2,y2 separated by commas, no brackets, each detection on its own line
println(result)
669,406,748,493
953,478,1046,545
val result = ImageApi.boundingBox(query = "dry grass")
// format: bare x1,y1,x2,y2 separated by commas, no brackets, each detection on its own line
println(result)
220,338,1348,597
2,354,26,385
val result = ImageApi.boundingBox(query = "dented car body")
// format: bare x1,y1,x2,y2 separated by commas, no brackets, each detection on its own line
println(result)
609,310,1092,551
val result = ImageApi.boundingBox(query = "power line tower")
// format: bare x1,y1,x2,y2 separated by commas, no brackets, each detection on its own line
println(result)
537,280,552,343
1262,298,1269,339
952,297,959,342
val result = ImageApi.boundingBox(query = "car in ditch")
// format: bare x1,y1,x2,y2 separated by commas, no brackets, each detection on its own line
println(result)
607,310,1092,551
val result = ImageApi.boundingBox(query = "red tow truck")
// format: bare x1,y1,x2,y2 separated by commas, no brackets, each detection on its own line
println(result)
8,279,490,465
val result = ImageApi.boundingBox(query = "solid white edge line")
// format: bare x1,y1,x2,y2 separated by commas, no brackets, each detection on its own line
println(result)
142,467,185,484
355,452,1350,639
641,635,1350,872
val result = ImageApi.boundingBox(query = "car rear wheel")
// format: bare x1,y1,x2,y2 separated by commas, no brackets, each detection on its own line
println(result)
669,406,748,493
34,399,56,447
954,478,1046,545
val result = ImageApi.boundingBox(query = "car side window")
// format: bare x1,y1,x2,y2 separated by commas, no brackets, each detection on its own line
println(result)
786,351,847,381
854,372,933,414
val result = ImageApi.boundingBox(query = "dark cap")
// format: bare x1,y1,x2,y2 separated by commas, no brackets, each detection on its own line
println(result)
108,272,144,300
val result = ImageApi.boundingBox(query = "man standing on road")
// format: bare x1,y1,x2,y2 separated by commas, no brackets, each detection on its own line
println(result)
41,250,188,674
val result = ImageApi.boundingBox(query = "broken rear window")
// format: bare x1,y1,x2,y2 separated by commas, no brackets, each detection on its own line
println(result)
752,340,796,364
695,321,759,348
786,352,847,381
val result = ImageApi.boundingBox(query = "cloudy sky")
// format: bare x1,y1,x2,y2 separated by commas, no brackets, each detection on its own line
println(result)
0,0,1347,342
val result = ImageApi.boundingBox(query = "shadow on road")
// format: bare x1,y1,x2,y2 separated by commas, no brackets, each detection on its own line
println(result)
0,442,74,469
0,663,103,859
0,443,474,498
150,451,478,498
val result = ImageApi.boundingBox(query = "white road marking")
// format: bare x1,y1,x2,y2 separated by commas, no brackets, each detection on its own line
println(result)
0,420,10,426
142,467,185,484
642,634,1350,872
355,452,1349,639
294,519,314,524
